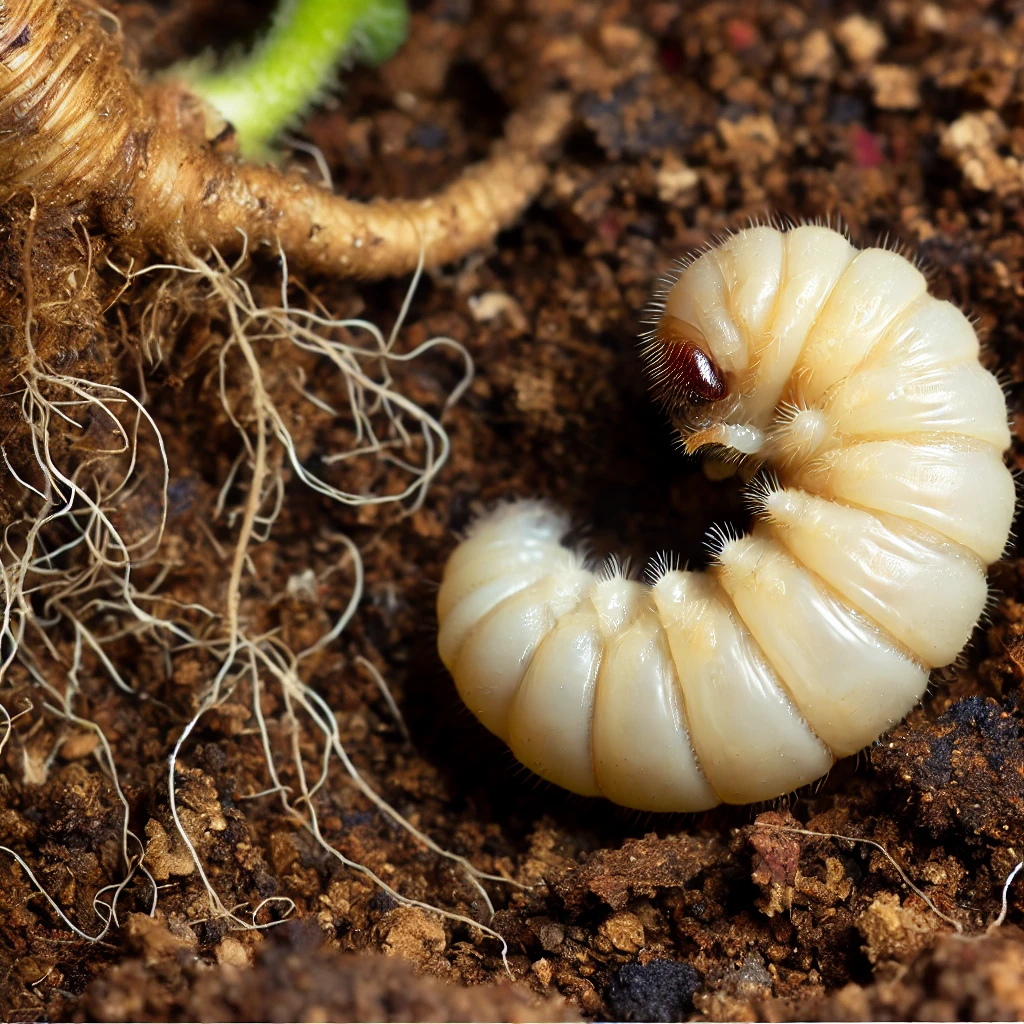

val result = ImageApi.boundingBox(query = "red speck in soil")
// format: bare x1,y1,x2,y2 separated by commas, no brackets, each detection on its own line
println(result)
851,126,885,168
725,18,758,53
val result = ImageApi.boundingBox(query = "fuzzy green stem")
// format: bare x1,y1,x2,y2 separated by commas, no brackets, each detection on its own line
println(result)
188,0,408,156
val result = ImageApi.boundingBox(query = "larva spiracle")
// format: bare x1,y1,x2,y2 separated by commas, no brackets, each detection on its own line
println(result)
436,224,1016,812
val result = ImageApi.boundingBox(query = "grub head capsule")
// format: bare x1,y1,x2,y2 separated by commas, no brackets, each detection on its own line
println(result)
647,315,729,409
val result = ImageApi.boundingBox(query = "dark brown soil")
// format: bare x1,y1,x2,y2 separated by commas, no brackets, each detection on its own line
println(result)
4,0,1024,1021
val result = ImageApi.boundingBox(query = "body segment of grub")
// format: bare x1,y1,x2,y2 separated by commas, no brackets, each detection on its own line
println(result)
436,225,1015,811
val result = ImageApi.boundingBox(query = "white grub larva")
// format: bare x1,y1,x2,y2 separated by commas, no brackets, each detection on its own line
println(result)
436,224,1016,812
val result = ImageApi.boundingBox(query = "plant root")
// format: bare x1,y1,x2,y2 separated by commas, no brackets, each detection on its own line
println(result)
0,0,539,977
0,0,572,277
0,244,519,970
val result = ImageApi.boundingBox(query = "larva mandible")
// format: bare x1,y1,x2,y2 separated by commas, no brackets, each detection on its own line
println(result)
435,224,1016,812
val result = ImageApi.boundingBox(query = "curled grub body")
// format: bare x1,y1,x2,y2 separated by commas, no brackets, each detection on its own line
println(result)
436,225,1016,812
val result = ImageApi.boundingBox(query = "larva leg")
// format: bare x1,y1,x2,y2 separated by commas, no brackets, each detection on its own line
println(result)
437,224,1015,811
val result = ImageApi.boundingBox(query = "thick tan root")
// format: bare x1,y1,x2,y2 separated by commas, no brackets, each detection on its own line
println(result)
0,0,571,277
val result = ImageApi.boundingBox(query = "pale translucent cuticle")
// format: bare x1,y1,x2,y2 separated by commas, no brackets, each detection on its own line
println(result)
436,225,1014,812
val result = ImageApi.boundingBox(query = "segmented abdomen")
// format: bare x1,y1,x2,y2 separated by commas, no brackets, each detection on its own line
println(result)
436,225,1015,812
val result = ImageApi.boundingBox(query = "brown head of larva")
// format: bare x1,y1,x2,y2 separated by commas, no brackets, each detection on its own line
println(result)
644,314,729,413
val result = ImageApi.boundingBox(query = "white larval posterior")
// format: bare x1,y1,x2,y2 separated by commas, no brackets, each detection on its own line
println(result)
435,224,1016,811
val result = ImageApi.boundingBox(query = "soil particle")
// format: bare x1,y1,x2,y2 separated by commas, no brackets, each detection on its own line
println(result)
872,695,1024,843
857,893,941,968
552,832,723,914
764,929,1024,1022
78,917,577,1023
607,958,702,1022
835,15,887,66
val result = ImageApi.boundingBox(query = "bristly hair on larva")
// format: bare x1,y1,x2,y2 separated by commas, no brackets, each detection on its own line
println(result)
435,222,1016,813
744,470,783,518
598,553,634,582
704,522,741,560
646,550,684,585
